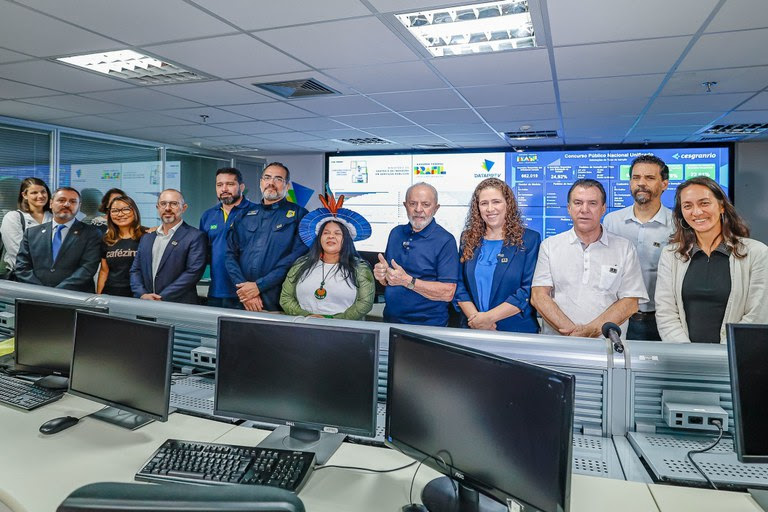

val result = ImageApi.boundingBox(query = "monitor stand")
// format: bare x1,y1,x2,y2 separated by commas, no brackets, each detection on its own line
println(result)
256,425,345,465
89,406,153,430
35,375,69,390
422,477,507,512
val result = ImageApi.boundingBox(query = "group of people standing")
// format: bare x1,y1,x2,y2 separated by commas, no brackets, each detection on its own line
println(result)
1,155,765,344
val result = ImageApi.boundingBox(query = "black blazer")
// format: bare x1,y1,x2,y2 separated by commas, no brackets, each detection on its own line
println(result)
15,220,102,292
129,221,207,304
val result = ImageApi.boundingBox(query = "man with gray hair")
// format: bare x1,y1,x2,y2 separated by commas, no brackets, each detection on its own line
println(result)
130,188,207,304
374,182,459,325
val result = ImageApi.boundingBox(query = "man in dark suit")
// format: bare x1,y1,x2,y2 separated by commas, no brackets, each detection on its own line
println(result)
130,189,206,304
15,187,101,292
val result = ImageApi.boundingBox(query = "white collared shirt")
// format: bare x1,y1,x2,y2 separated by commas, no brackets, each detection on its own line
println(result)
532,227,649,339
603,204,673,312
151,220,182,282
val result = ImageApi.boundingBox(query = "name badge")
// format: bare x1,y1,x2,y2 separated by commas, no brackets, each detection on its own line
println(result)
653,241,661,248
275,224,283,230
171,240,178,246
500,257,509,263
246,210,258,216
608,266,618,274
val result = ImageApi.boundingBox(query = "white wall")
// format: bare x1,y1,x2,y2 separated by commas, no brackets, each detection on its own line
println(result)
735,141,768,244
262,153,325,210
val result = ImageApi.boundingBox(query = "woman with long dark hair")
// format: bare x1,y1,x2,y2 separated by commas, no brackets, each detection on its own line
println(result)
455,178,541,332
656,176,768,343
97,195,147,296
280,192,374,320
1,177,52,277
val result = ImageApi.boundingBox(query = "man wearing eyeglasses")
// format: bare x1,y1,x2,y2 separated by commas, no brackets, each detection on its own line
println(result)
130,189,207,304
15,187,102,292
225,162,308,312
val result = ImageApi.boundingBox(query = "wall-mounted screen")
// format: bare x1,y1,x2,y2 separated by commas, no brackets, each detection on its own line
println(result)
327,145,731,253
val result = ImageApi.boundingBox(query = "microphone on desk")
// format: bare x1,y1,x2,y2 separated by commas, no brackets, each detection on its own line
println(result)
601,322,624,354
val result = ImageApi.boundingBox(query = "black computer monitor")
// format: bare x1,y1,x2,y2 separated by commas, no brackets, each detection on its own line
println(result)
215,317,379,464
386,328,574,512
68,311,174,430
13,299,108,389
727,323,768,464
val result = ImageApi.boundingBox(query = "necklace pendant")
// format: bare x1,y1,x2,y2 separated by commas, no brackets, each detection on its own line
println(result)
314,286,327,300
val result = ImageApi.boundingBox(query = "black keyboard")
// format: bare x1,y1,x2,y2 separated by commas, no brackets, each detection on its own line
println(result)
0,374,64,410
136,439,316,493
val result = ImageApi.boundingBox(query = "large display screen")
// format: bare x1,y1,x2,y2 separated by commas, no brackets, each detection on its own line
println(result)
327,146,731,253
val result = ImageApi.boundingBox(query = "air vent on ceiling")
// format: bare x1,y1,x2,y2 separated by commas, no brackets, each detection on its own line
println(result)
503,130,558,140
205,145,259,154
253,78,339,98
703,123,768,136
413,143,452,149
698,135,741,142
333,137,393,146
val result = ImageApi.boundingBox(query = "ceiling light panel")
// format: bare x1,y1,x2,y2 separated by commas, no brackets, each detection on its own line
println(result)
396,0,536,57
57,50,207,85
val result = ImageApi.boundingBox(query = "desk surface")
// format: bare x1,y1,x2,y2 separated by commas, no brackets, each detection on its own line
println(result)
0,394,762,512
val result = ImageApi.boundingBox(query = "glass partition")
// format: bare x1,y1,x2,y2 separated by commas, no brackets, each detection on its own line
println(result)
0,123,51,218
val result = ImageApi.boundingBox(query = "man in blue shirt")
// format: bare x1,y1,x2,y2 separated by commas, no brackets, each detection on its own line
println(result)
225,162,308,312
374,182,459,326
199,167,257,309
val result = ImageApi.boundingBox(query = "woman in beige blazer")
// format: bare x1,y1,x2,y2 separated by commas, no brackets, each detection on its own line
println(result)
656,177,768,343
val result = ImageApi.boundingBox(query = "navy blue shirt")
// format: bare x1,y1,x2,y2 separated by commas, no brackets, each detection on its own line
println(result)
199,197,257,299
383,219,459,326
225,198,308,311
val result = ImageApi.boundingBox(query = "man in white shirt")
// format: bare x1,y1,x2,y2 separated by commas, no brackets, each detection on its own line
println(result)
531,179,648,339
603,155,673,340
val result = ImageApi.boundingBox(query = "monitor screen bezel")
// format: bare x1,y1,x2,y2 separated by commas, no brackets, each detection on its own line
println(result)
726,322,768,464
13,299,108,377
68,311,174,423
214,316,380,438
384,327,575,512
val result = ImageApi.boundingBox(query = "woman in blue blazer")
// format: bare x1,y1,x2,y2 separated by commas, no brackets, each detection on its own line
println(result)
455,178,541,333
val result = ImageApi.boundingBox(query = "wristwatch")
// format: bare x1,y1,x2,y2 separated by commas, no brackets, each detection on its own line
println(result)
406,277,416,290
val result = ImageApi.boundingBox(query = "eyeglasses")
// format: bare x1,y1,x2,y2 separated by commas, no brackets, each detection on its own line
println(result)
54,198,79,206
261,174,286,184
110,207,133,215
157,201,182,209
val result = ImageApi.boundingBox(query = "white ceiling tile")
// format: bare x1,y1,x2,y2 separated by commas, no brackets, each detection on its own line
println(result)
386,135,451,144
457,82,555,108
112,126,195,141
174,125,241,137
561,98,647,117
433,49,551,87
630,126,704,136
565,136,625,144
489,119,560,132
366,0,467,13
193,0,372,31
145,34,308,80
160,107,253,124
476,104,558,122
563,116,636,132
306,129,374,139
559,75,664,102
0,78,59,99
0,48,31,64
54,115,131,133
637,112,721,127
83,89,201,110
717,110,768,124
624,135,691,143
212,121,292,135
270,117,350,131
0,60,130,93
290,95,388,116
220,102,315,120
100,111,189,127
370,89,466,111
403,108,481,124
203,134,270,144
324,61,444,93
257,17,418,69
0,100,78,120
150,81,272,106
0,2,122,57
555,38,690,79
662,67,768,96
679,29,768,71
646,93,753,114
365,125,434,137
331,112,413,128
23,94,130,115
445,133,506,144
736,92,768,111
706,0,768,32
260,132,323,143
425,123,496,135
548,0,718,46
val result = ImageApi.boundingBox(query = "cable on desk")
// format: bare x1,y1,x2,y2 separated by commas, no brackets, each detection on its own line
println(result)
686,419,724,491
314,460,417,473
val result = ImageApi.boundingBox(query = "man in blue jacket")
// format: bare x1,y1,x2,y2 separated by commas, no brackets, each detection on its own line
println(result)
130,189,207,304
225,162,308,312
199,167,257,309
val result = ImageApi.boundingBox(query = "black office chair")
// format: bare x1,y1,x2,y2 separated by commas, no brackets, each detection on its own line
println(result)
56,482,305,512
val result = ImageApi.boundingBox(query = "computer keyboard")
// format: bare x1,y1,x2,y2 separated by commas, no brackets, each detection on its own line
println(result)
135,439,316,493
0,374,64,410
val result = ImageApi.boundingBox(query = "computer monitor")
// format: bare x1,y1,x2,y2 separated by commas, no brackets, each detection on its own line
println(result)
69,311,174,430
386,328,574,512
13,299,108,389
215,317,379,464
726,323,768,464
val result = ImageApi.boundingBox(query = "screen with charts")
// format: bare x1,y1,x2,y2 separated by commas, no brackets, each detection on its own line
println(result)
327,146,731,253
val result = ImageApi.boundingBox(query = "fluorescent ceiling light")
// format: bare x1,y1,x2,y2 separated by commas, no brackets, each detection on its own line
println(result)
57,50,206,85
396,0,536,57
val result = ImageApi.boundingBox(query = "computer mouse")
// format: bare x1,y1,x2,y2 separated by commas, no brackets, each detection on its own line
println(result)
39,415,80,435
401,504,429,512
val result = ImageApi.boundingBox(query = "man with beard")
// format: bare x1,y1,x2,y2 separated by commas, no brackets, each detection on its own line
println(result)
374,182,459,326
603,155,672,340
15,187,101,292
130,189,207,304
225,162,308,312
199,167,257,308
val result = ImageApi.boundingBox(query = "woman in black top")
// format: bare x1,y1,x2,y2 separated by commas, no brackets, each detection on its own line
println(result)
97,195,147,297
